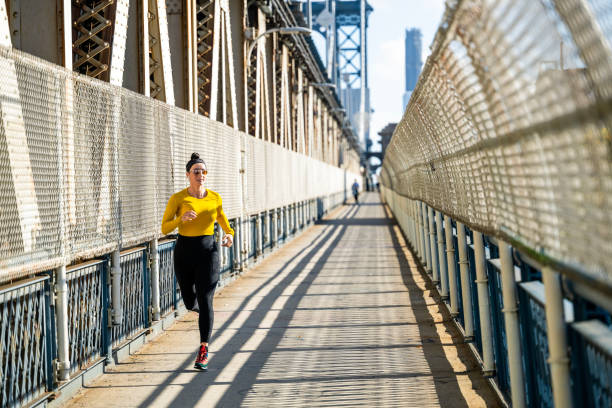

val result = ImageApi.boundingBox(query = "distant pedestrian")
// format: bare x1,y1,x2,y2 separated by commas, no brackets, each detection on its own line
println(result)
352,179,360,204
161,153,234,371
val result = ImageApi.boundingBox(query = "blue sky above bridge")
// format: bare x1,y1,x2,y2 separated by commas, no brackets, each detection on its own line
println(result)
368,0,445,151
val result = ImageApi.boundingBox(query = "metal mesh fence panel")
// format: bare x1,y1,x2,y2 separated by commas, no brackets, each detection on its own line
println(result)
119,97,157,248
69,78,120,261
246,135,266,214
0,44,357,284
1,53,64,277
382,0,612,286
0,276,51,408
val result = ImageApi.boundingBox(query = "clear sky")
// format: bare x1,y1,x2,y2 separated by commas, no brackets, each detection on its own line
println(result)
366,0,446,150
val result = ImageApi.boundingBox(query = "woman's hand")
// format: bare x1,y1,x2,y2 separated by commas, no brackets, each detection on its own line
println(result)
181,210,197,223
222,234,233,247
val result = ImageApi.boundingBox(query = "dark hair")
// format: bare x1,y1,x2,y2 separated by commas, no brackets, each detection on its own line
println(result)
186,152,206,172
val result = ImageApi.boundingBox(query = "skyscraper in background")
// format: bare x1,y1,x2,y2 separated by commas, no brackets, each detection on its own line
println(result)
403,28,422,110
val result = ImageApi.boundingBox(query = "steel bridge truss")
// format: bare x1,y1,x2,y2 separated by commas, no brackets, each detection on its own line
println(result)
72,0,117,80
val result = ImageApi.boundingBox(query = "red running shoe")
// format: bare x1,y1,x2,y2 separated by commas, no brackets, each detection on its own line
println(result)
194,344,208,371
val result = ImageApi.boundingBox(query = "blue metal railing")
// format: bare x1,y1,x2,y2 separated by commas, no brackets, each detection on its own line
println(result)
111,248,149,347
569,320,612,408
65,260,106,374
158,241,176,316
485,245,511,401
0,194,343,408
382,189,612,408
517,281,554,408
0,276,52,408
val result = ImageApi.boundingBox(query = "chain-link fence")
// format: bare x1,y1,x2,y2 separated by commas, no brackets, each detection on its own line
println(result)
381,0,612,287
0,45,359,284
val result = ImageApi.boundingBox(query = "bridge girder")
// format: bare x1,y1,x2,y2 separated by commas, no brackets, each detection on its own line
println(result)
0,0,361,174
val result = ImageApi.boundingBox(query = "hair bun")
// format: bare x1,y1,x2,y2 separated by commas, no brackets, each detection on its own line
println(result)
191,152,200,160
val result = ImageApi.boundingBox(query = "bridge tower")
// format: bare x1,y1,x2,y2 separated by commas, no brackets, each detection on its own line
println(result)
306,0,372,157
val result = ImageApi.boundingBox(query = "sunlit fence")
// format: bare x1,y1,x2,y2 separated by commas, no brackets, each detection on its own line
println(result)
0,44,359,284
381,1,612,406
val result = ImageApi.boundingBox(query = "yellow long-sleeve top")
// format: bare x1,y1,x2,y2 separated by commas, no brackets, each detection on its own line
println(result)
161,188,234,236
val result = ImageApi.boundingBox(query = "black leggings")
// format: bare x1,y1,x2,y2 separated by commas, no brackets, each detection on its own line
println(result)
174,235,219,343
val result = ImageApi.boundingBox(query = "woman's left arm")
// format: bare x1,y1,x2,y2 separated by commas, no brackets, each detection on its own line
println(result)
216,196,234,247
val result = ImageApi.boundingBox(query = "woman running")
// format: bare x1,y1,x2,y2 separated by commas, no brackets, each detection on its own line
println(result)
161,152,234,371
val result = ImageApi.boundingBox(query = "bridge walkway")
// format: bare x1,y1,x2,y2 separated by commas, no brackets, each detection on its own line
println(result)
65,193,500,407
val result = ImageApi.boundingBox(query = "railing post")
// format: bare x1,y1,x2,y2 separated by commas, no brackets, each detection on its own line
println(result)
456,222,474,340
473,231,494,375
290,204,293,232
309,199,313,223
421,202,431,271
542,267,572,408
410,201,421,256
281,207,285,240
287,205,292,235
233,218,241,270
54,265,70,381
499,240,526,408
298,202,302,229
217,224,227,266
415,202,421,253
256,215,262,257
436,211,448,298
419,202,426,265
405,199,411,243
284,206,288,238
279,207,284,240
110,249,123,325
269,210,276,247
444,215,459,315
428,206,439,283
149,238,160,321
241,216,248,269
414,202,422,259
408,201,412,240
262,212,268,252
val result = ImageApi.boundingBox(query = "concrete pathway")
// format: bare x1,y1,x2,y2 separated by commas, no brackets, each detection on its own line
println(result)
66,193,501,407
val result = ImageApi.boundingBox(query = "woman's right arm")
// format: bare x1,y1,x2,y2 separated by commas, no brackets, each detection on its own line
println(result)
161,195,181,235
